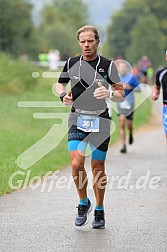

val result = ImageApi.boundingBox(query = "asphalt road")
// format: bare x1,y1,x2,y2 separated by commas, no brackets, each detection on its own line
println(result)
0,100,167,252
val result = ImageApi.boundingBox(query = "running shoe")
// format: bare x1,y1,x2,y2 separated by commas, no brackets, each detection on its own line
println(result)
91,210,105,229
120,144,127,153
75,200,92,226
129,131,133,145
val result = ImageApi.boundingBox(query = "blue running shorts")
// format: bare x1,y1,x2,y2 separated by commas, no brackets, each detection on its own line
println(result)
162,106,167,135
68,110,111,160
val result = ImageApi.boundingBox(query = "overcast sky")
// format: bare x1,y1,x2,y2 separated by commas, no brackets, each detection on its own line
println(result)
29,0,124,27
83,0,125,26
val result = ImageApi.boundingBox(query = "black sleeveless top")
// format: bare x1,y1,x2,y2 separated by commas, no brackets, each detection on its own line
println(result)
156,67,167,104
58,55,120,110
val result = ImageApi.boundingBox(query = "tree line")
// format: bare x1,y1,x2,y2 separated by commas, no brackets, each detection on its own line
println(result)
104,0,167,68
0,0,166,67
0,0,88,60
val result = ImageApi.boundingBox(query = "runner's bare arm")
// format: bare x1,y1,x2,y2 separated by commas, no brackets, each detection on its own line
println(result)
151,85,160,101
122,83,133,90
55,82,73,105
110,83,125,102
55,82,66,95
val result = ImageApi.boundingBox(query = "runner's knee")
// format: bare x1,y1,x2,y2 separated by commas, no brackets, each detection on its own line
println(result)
71,159,85,174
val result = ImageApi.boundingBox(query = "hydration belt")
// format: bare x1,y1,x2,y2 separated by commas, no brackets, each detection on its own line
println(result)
71,107,108,115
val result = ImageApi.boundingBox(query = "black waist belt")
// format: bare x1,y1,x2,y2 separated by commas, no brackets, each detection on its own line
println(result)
71,107,108,115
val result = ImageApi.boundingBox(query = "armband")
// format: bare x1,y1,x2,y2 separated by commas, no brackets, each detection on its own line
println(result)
60,92,67,102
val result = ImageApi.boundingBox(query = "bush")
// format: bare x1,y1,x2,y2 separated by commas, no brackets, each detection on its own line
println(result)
0,52,38,95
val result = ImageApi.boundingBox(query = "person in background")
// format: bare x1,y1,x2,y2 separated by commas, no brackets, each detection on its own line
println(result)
151,51,167,142
38,52,48,67
138,55,152,83
48,49,60,71
117,60,140,153
147,64,154,85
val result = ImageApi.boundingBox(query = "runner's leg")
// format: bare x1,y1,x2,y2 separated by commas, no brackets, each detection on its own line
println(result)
69,148,87,200
119,116,126,146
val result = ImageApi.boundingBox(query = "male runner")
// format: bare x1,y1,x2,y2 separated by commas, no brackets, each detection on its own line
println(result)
117,61,140,153
56,25,124,229
151,51,167,141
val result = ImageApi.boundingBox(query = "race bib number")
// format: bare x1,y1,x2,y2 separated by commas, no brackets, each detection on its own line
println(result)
77,114,99,132
119,100,131,109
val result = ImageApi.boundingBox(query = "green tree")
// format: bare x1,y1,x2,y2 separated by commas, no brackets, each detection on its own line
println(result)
39,22,80,59
104,0,148,59
37,0,88,59
104,0,167,66
146,0,167,37
51,0,88,29
0,0,34,56
126,15,165,67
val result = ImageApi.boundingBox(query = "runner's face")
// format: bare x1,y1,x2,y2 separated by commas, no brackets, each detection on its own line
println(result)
118,63,128,76
78,31,99,60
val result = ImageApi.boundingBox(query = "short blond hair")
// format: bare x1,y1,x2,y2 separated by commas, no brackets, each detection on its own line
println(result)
76,25,100,41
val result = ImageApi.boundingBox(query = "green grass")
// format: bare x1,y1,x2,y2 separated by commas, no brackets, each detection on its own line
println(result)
0,53,152,195
0,52,39,94
0,85,72,195
0,54,71,195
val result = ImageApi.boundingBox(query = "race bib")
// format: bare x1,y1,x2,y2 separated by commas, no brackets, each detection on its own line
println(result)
77,114,99,132
119,100,131,109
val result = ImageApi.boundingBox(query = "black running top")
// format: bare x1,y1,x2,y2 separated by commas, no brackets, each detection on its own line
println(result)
156,67,167,104
58,55,120,110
